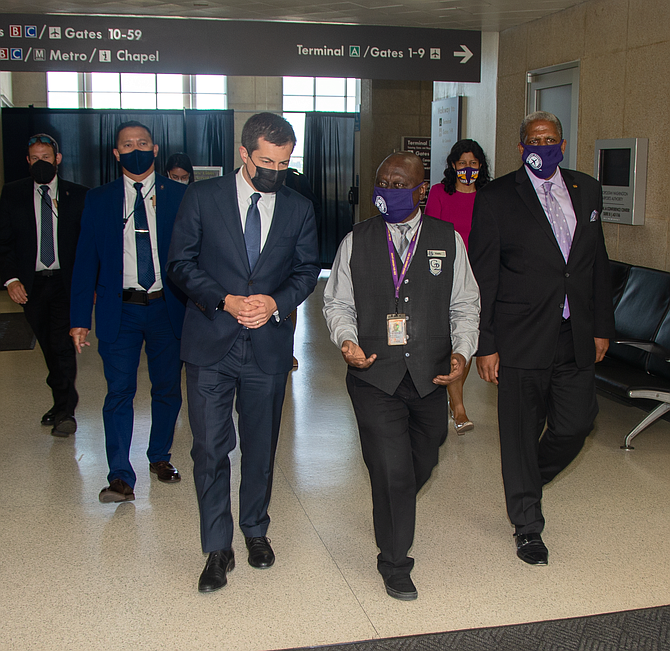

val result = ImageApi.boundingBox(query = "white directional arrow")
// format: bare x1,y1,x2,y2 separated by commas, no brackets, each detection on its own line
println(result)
453,45,473,64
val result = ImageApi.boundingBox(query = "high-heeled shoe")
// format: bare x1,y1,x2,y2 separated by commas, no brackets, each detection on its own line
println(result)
450,405,474,435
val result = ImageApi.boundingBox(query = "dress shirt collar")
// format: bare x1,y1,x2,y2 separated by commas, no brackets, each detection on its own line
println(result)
386,208,423,235
525,164,567,195
123,171,156,195
34,174,58,197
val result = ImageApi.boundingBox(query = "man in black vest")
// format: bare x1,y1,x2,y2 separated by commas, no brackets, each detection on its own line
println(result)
323,152,480,600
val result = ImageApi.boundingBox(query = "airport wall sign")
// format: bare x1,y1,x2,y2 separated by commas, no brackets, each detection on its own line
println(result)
0,14,481,82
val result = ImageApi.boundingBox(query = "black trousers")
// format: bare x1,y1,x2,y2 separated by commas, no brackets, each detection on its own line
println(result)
497,320,598,535
346,371,448,577
22,273,78,416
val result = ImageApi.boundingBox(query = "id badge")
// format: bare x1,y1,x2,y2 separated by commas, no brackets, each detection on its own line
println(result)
387,314,407,346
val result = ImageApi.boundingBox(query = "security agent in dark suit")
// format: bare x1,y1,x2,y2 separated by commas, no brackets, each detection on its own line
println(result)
70,121,187,503
0,133,88,436
167,113,319,593
468,111,615,565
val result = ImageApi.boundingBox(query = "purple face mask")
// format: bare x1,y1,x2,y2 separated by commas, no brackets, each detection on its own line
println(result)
373,183,424,224
456,167,479,185
521,141,564,179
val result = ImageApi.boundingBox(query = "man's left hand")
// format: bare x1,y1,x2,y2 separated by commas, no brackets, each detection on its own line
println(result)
433,353,466,385
594,337,609,363
237,294,278,329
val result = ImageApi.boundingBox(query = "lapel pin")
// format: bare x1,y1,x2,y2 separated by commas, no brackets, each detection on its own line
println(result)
573,184,578,188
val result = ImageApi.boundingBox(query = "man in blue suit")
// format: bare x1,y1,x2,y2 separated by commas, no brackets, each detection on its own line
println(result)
70,121,187,503
168,113,319,593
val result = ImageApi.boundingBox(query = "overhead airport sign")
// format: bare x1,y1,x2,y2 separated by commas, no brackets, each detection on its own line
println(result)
0,14,480,82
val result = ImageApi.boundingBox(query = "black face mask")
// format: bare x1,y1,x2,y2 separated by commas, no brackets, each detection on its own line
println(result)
249,159,287,194
30,159,58,184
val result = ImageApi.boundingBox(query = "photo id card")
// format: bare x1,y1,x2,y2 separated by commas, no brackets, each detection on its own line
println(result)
387,314,407,346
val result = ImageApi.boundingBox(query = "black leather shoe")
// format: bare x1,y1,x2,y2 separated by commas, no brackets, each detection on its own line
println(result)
149,461,181,483
515,532,548,565
198,549,235,593
245,536,275,568
51,414,77,437
384,574,418,601
99,478,135,503
41,408,57,426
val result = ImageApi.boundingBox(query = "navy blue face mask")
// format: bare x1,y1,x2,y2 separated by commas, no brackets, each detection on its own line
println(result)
119,149,155,176
521,141,564,179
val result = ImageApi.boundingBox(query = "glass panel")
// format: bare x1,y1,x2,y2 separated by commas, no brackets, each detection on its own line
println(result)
195,74,225,94
346,78,357,96
121,93,156,109
283,113,305,159
91,72,120,93
289,156,303,173
283,95,313,112
121,73,155,93
48,92,80,109
315,77,345,97
283,76,314,96
194,94,226,110
90,92,121,109
157,74,183,93
157,93,185,110
346,96,358,113
47,71,78,92
315,96,345,112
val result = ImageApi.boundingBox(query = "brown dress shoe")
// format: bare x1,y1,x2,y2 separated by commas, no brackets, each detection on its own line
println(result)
99,478,135,503
149,461,181,483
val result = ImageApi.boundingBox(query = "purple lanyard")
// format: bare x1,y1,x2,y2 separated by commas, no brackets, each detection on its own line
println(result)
386,218,421,310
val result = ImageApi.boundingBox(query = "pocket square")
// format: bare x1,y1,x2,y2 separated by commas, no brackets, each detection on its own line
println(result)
590,210,599,222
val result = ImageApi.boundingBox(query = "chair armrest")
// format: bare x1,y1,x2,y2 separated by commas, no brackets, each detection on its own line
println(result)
614,339,670,362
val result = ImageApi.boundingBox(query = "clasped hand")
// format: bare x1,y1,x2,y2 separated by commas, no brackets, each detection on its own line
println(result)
225,294,277,329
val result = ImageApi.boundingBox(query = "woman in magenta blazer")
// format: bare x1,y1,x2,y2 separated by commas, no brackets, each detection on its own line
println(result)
425,139,490,434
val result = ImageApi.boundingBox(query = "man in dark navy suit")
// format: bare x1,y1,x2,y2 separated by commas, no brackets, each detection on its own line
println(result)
469,111,615,565
168,113,319,593
70,121,187,503
0,133,88,436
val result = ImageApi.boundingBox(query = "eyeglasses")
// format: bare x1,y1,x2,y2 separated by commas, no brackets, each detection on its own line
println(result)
28,135,58,150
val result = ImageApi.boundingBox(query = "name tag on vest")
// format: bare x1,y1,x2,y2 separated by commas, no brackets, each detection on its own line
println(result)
427,249,446,257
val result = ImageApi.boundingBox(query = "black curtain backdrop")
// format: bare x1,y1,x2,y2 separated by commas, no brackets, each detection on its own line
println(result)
303,112,355,268
2,107,235,188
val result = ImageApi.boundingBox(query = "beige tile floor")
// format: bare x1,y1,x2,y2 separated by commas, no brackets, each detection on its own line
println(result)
1,276,669,651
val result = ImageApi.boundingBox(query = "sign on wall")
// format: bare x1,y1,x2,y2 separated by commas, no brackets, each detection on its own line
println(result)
402,136,431,181
430,97,462,188
0,14,481,82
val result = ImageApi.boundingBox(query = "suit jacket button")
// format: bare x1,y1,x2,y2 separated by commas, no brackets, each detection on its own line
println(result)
248,280,254,286
559,303,564,309
565,272,570,278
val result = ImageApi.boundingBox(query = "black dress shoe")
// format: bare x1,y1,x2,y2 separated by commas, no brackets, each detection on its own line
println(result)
245,536,275,568
515,532,548,565
198,549,235,593
149,461,181,483
384,574,418,601
51,414,77,437
99,478,135,503
41,408,57,426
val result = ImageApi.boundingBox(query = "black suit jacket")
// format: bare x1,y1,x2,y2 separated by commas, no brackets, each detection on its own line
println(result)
0,176,89,298
469,166,615,370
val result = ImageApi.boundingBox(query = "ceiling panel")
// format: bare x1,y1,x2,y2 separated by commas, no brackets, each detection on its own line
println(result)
0,0,584,32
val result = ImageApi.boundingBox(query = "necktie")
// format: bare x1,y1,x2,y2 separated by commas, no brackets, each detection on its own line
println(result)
39,185,55,267
133,182,155,291
396,223,412,260
543,181,572,318
245,193,261,271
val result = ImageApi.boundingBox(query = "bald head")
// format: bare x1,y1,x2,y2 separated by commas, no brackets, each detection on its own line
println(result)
376,152,425,187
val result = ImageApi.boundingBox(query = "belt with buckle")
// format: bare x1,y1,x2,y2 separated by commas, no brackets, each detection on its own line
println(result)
35,269,61,277
122,289,164,305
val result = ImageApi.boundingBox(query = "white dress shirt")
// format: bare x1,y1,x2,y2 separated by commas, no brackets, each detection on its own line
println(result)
323,209,481,363
236,167,276,250
122,172,162,292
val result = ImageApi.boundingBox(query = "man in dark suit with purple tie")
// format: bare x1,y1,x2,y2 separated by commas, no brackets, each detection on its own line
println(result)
168,113,319,593
469,111,615,566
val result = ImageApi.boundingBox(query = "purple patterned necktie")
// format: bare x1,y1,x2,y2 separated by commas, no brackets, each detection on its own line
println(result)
543,181,572,318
